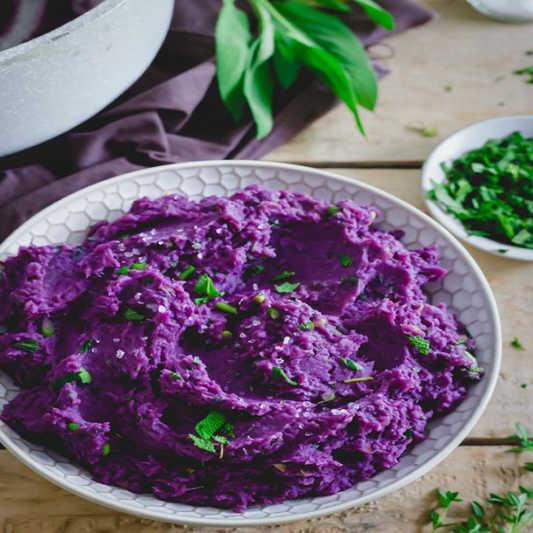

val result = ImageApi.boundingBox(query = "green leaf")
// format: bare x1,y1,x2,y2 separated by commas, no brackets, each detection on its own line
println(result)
274,281,301,293
14,338,39,354
124,307,145,322
194,273,222,299
189,433,216,453
299,321,315,330
215,0,252,121
340,357,363,371
243,4,275,139
195,411,227,441
273,33,300,89
350,0,395,31
51,367,92,388
272,366,298,386
340,253,353,267
272,271,295,282
78,367,92,384
178,265,196,280
41,318,55,338
471,501,485,518
299,0,351,12
408,335,431,356
80,339,94,354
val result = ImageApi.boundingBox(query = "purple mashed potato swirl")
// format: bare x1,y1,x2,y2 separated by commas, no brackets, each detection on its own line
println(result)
0,185,480,510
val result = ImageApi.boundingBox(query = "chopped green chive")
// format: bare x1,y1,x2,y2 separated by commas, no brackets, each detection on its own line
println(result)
321,392,336,402
78,367,92,384
267,307,281,320
221,330,233,341
194,273,222,300
340,357,363,372
80,338,94,354
408,335,431,355
131,263,147,270
404,428,413,438
124,307,145,322
253,293,266,304
511,337,525,350
327,206,340,216
341,276,359,285
178,265,196,280
191,242,202,250
272,271,295,282
101,442,111,456
343,377,373,383
170,371,183,380
274,282,300,294
117,266,130,275
67,422,80,430
455,338,466,345
272,366,298,386
215,302,238,314
213,435,229,444
189,433,215,453
41,318,55,338
339,254,353,267
188,410,228,454
246,264,265,277
194,297,209,306
14,338,39,354
298,321,315,331
51,367,92,388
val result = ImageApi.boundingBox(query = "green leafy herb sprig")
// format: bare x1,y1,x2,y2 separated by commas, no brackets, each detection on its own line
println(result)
428,423,533,533
215,0,394,139
189,410,234,457
428,132,533,249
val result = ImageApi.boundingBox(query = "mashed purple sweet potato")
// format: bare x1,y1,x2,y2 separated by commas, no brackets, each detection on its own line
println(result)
0,185,480,510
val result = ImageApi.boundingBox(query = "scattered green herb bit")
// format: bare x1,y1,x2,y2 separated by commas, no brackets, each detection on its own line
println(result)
80,338,94,354
194,297,209,306
141,277,155,285
170,371,183,380
494,75,505,82
131,263,147,270
101,442,111,456
246,264,265,277
67,422,80,430
213,435,229,444
327,206,340,216
299,321,315,331
117,266,130,275
511,337,525,350
497,248,509,254
455,338,466,345
341,276,359,284
506,423,533,453
41,318,55,338
444,85,453,92
189,433,216,453
343,377,373,383
340,357,363,372
14,338,39,354
178,265,196,280
124,396,134,402
321,392,336,402
221,330,233,341
409,126,439,138
339,253,353,267
253,293,266,304
194,273,222,300
428,132,533,249
527,50,533,56
274,281,301,294
191,242,202,250
118,232,130,239
195,410,227,441
215,302,238,314
515,65,533,84
408,335,431,355
51,367,92,388
272,366,298,386
403,428,413,439
124,307,145,322
267,307,281,319
521,383,528,389
524,463,533,472
272,270,295,282
78,367,92,384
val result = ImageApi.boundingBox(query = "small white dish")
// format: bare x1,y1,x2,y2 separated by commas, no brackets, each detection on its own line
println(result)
422,115,533,261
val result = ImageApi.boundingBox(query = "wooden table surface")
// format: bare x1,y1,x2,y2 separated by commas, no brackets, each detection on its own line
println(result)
1,0,532,531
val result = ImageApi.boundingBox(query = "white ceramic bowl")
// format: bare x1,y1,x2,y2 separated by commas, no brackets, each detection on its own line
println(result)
422,115,533,262
0,0,174,157
0,162,501,526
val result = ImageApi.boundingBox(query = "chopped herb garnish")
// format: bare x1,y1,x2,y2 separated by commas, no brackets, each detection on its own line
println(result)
78,367,92,384
409,126,439,137
221,330,233,341
511,337,525,350
343,377,373,383
253,293,266,304
274,282,300,294
41,318,55,338
178,265,196,280
428,132,533,249
408,335,431,355
101,442,111,456
124,396,133,402
444,85,453,92
298,321,315,331
191,242,202,250
215,302,238,314
497,248,509,254
404,428,413,439
124,307,145,321
131,263,147,270
51,367,92,388
67,422,80,430
272,271,295,282
506,423,533,453
341,276,359,284
194,297,209,305
521,383,528,389
340,357,363,372
170,371,183,380
327,206,340,216
117,266,130,275
196,410,226,441
194,273,222,301
14,338,40,354
339,254,353,267
213,435,229,444
455,338,466,345
321,392,336,402
189,433,215,453
267,307,281,320
80,338,94,354
272,366,298,386
141,276,155,285
515,65,533,84
246,264,265,277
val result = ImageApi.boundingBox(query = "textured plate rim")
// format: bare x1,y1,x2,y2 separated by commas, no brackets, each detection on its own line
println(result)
0,161,502,527
421,115,533,262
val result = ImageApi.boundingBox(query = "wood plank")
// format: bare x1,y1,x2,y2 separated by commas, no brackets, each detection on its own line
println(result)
265,0,533,166
1,446,531,532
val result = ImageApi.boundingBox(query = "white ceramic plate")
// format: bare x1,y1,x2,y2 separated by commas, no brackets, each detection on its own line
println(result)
422,115,533,262
0,161,501,527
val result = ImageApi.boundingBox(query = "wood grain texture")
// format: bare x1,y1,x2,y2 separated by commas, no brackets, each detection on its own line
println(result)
1,447,532,532
265,0,533,166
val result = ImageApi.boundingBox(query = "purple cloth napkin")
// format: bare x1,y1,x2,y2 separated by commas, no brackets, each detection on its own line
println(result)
0,0,434,241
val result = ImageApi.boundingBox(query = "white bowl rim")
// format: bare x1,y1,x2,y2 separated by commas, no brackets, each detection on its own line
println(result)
421,115,533,262
0,160,502,527
0,0,128,64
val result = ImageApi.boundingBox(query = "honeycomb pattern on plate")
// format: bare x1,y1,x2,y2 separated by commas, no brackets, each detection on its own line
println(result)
0,163,500,526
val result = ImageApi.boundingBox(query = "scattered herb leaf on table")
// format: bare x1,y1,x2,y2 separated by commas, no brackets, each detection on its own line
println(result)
215,0,394,138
